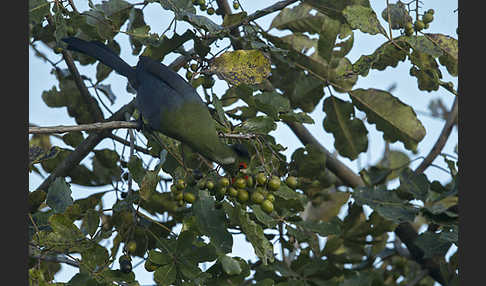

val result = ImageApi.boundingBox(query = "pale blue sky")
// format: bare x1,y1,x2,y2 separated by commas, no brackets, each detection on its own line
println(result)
29,0,458,284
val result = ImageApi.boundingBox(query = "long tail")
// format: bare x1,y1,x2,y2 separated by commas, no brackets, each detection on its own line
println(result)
62,37,137,87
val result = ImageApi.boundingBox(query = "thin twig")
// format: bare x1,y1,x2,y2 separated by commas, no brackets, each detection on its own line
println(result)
415,96,458,174
407,270,429,286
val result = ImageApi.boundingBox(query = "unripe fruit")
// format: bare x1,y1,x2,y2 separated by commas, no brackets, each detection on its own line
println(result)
197,179,206,189
178,199,185,206
237,189,249,203
256,173,267,185
121,192,128,199
175,192,183,201
234,177,246,189
200,4,207,10
246,176,254,188
261,200,274,213
145,260,158,272
405,22,413,30
198,0,205,5
219,177,230,187
268,177,281,191
192,0,198,4
183,192,196,204
405,27,414,36
205,180,215,190
414,20,425,31
228,187,238,197
190,63,198,72
217,187,227,196
251,191,265,204
126,241,137,254
285,176,299,189
233,2,239,9
207,7,215,15
266,193,275,202
202,76,215,89
176,179,186,190
422,13,433,24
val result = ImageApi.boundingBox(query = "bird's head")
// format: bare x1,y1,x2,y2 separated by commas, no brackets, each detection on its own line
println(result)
221,143,251,176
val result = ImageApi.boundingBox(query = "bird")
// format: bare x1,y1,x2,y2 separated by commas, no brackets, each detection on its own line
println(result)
62,37,249,175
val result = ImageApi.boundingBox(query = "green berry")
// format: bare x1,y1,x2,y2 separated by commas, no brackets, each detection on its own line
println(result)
119,255,132,273
237,189,249,203
251,191,265,204
205,180,215,190
256,173,267,185
414,20,425,31
228,187,238,197
268,177,281,191
200,4,207,10
405,27,414,36
217,186,227,196
126,241,137,254
234,177,246,189
422,13,434,24
233,1,239,9
183,192,196,203
175,192,183,201
261,199,274,213
405,22,413,30
266,193,275,202
207,7,215,15
190,63,198,72
220,177,230,187
176,179,186,190
285,176,298,189
202,76,215,89
197,0,205,5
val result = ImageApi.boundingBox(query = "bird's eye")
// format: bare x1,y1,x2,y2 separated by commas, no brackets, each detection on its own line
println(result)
238,162,247,169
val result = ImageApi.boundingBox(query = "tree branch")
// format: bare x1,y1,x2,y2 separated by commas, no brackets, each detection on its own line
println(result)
284,121,365,188
415,96,458,174
29,121,139,134
35,99,137,192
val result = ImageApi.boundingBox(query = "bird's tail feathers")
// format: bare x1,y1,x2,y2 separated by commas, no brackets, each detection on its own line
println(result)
62,37,136,86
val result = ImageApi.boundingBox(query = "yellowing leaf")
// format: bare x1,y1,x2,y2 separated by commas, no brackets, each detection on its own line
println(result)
210,50,271,86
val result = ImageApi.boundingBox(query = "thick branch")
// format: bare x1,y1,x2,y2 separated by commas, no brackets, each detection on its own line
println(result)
284,121,365,188
415,96,458,174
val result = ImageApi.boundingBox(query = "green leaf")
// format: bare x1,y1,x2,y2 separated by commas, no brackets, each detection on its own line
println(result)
141,30,194,61
127,155,146,184
100,269,135,283
254,92,291,120
318,17,341,61
342,5,387,36
377,150,410,181
148,249,173,266
352,39,409,77
323,95,368,160
349,88,426,151
193,190,233,253
405,35,443,58
409,50,442,91
179,11,223,32
295,219,341,237
139,170,160,201
220,255,242,275
279,111,315,124
353,186,419,223
426,33,458,76
236,116,277,134
225,204,274,264
46,177,74,213
290,145,326,178
210,50,271,86
415,232,452,258
270,4,326,34
381,2,412,29
29,0,50,24
80,243,109,273
399,168,429,201
127,8,148,55
81,209,100,237
213,95,229,127
154,263,177,286
251,205,278,228
48,213,84,240
222,12,248,27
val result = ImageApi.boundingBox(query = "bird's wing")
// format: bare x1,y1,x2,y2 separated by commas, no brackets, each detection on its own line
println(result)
137,56,197,98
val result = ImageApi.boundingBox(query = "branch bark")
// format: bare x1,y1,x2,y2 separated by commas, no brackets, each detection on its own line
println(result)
415,96,458,174
29,121,139,134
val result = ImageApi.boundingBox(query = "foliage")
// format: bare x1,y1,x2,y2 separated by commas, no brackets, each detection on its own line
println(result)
29,0,458,285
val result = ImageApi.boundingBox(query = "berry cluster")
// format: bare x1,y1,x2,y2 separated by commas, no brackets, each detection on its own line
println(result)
404,9,434,36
